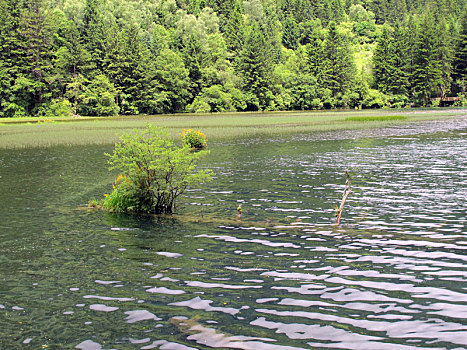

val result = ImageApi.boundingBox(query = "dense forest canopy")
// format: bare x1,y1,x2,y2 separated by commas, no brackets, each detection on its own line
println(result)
0,0,466,117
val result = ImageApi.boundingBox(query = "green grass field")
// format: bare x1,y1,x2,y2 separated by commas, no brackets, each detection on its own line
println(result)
0,108,465,148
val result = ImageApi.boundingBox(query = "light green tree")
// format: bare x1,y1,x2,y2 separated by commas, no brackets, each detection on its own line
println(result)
103,125,212,214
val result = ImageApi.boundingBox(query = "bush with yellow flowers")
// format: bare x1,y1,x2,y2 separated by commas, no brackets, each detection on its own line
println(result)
180,128,208,150
101,174,140,212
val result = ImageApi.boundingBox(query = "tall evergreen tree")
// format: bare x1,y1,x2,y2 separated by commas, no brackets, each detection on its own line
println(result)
373,24,409,96
104,25,160,114
321,21,356,102
80,0,108,76
0,0,22,116
13,0,56,114
237,23,273,110
283,14,300,49
373,26,394,93
305,20,324,80
412,13,443,105
181,33,204,100
453,8,467,93
223,0,245,54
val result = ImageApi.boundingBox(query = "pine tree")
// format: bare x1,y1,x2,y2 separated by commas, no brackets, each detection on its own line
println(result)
57,20,91,77
0,0,22,116
283,14,300,49
435,18,454,98
373,26,394,93
305,20,324,80
181,33,204,100
223,0,244,54
321,21,356,101
453,8,467,93
372,24,409,96
80,0,109,76
14,0,56,114
412,13,443,105
104,25,160,115
237,23,273,110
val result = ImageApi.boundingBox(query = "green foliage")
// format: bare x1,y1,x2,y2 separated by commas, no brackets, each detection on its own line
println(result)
320,21,358,106
154,49,191,113
283,15,300,49
237,23,274,110
104,125,212,214
0,0,465,117
361,89,389,108
45,99,73,117
80,74,119,116
411,13,450,106
102,175,139,212
187,84,246,112
453,8,467,93
180,128,208,149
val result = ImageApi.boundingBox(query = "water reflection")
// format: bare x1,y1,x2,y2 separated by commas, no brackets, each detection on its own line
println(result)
0,117,466,348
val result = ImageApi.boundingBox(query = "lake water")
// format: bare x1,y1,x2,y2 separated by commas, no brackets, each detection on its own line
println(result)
1,117,466,349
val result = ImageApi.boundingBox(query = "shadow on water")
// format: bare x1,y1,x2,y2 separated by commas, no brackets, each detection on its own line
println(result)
0,117,467,349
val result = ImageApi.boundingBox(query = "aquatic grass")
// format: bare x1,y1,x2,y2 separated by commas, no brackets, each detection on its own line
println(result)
0,109,465,148
345,115,408,122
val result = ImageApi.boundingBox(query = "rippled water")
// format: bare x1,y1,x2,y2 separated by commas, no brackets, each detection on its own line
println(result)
1,117,466,349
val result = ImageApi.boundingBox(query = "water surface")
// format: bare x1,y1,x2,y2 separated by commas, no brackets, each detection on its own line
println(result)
1,117,466,349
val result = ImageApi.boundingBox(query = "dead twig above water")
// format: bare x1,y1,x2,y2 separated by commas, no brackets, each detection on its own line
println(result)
336,170,352,225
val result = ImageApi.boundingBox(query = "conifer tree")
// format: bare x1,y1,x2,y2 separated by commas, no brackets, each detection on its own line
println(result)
0,0,22,116
223,0,245,54
237,23,273,110
453,8,467,93
321,21,356,103
14,0,56,114
283,14,300,49
412,13,443,105
305,20,324,80
81,0,108,76
181,34,204,100
373,26,394,93
373,24,409,96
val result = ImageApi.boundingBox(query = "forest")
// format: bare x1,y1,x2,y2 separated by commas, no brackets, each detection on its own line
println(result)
0,0,466,117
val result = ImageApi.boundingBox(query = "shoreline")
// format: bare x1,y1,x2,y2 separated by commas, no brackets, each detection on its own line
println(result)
0,108,465,149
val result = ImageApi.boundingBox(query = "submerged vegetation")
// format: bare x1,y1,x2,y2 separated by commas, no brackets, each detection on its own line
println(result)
92,125,212,214
345,115,407,122
0,109,465,148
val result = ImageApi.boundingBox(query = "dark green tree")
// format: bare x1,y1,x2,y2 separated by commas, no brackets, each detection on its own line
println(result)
305,20,324,80
321,21,357,105
104,25,160,114
373,24,410,96
453,8,467,93
181,33,204,100
373,26,393,93
223,0,245,54
13,0,56,115
0,0,22,116
411,13,444,105
236,23,273,110
283,14,300,49
80,0,109,76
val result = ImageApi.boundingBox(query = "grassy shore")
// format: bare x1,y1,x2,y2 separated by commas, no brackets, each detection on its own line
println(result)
0,108,465,148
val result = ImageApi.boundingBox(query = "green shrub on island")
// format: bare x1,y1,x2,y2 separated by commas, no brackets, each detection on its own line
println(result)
96,125,212,214
180,129,208,150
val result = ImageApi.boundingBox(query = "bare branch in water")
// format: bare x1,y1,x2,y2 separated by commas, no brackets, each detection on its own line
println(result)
336,170,352,225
